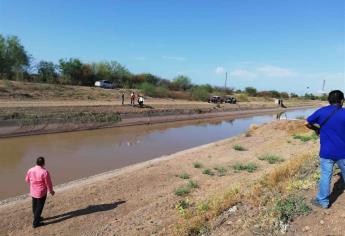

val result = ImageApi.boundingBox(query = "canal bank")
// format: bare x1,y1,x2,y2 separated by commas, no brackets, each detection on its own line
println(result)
0,103,318,138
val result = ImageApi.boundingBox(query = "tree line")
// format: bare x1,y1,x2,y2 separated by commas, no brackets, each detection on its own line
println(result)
0,34,208,90
1,34,312,100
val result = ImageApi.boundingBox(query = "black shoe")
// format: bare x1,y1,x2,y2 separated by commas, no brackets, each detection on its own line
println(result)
33,222,45,228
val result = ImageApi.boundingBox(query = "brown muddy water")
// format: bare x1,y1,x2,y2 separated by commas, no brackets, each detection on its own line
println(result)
0,108,315,200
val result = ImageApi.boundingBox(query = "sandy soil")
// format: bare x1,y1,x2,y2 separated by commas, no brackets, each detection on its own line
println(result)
286,175,345,236
0,120,322,236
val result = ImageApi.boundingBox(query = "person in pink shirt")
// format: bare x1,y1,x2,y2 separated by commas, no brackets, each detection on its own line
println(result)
25,157,55,228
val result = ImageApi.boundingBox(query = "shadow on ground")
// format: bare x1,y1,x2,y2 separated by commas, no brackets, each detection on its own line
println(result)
43,200,126,225
329,174,345,207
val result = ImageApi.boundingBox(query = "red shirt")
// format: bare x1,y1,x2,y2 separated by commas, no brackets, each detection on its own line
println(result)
25,165,53,198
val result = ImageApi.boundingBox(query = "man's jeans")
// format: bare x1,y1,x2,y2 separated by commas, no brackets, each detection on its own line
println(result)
316,158,345,208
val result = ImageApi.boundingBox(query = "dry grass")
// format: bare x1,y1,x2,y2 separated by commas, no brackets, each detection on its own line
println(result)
174,187,242,235
172,152,318,235
244,152,318,233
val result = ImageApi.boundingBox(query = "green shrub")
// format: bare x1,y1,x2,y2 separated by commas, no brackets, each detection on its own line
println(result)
197,201,209,212
202,168,215,176
233,144,247,151
155,86,169,98
245,87,257,96
274,195,311,223
293,133,318,142
187,180,199,189
193,162,203,168
140,82,156,97
178,173,190,179
175,199,191,216
175,186,191,196
259,154,285,164
232,163,257,173
190,86,210,101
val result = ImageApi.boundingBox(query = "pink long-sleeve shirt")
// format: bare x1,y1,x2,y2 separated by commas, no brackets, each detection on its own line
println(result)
25,165,53,198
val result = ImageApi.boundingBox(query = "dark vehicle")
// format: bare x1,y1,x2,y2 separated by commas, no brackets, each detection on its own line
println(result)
208,96,224,103
224,97,237,104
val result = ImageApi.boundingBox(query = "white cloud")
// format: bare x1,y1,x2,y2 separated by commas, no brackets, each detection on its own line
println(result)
257,65,295,77
162,56,186,61
215,66,225,75
229,69,256,78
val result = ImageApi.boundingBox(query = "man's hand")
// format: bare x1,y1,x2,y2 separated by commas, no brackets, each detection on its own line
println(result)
50,191,55,196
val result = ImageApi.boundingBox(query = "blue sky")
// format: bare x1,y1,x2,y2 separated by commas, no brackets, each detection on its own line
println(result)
0,0,344,94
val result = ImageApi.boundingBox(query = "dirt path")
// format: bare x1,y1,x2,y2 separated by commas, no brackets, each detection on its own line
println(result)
286,174,345,236
0,120,320,236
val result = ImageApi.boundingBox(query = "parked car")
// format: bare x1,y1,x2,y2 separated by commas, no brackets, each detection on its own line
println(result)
224,96,237,104
208,96,224,103
94,80,114,89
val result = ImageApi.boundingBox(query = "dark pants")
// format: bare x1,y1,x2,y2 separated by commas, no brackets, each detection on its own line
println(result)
32,196,46,226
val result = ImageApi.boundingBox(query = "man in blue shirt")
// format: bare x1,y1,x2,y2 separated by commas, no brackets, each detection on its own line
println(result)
306,90,345,208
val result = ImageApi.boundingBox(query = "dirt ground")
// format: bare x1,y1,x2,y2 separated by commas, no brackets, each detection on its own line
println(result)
286,176,345,236
0,120,327,236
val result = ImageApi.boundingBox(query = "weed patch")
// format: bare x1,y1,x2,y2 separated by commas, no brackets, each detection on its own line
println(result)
293,133,318,142
232,163,257,173
233,144,247,151
177,173,190,179
202,168,215,176
274,195,311,223
187,180,199,189
175,199,191,217
193,162,203,169
175,186,191,196
259,154,285,164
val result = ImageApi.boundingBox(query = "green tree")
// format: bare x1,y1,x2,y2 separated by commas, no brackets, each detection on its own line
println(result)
269,90,281,98
92,61,132,87
0,35,30,80
37,61,58,83
171,75,192,91
245,87,257,96
92,62,112,82
59,58,83,85
81,64,95,86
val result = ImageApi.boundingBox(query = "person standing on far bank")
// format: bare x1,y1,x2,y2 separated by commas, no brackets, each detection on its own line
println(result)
25,157,55,228
121,93,125,105
306,90,345,208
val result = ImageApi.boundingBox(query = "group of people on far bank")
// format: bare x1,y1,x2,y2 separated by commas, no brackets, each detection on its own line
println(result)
121,92,144,107
25,90,345,229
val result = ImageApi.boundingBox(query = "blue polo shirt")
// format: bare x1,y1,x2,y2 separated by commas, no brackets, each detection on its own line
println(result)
307,105,345,160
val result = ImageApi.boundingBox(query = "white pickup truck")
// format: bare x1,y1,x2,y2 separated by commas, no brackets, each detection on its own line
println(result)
94,80,114,89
